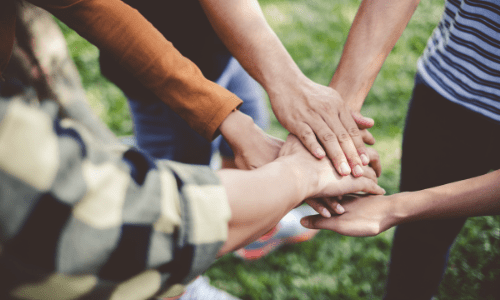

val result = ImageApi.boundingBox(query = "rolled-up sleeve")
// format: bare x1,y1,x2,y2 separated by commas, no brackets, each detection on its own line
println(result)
27,0,242,140
0,99,231,299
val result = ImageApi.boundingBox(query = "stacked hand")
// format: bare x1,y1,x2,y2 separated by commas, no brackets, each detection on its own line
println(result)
277,134,385,201
300,193,399,237
219,110,284,170
275,134,394,238
305,146,382,217
269,78,375,177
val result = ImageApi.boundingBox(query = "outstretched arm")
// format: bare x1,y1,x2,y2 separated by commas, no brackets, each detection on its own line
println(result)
199,0,373,177
30,0,242,141
217,134,385,255
27,0,281,171
301,170,500,237
0,101,382,298
330,0,420,111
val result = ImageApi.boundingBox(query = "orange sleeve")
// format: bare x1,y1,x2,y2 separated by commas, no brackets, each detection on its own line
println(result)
29,0,242,140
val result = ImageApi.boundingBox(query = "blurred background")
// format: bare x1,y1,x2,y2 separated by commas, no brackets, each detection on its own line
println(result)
56,0,500,298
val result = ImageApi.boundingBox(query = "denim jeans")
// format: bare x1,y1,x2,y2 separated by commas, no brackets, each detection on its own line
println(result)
384,73,500,299
127,57,269,165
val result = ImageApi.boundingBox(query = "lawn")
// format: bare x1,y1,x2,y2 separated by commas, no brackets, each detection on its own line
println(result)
58,0,500,298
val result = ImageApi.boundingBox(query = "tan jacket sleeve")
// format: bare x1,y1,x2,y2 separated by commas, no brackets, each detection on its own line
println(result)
29,0,243,140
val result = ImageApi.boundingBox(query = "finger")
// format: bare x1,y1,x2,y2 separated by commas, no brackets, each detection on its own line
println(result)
356,177,386,195
336,177,385,196
312,117,360,176
295,123,326,159
322,197,345,214
361,129,376,145
361,165,378,182
305,198,331,218
351,111,374,130
366,148,382,177
300,214,338,230
338,109,370,168
307,120,352,176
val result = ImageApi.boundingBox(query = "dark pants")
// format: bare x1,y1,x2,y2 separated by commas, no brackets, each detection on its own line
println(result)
384,73,500,300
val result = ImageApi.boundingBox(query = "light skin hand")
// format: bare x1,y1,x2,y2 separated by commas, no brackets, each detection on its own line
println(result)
278,134,385,200
217,134,385,255
269,78,375,177
305,147,383,217
199,0,374,177
352,111,376,146
219,110,284,170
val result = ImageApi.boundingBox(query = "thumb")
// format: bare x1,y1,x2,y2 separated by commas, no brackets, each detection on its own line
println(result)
300,214,335,230
335,178,386,197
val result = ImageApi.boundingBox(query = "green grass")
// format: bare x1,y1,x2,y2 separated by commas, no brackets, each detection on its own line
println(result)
58,0,500,298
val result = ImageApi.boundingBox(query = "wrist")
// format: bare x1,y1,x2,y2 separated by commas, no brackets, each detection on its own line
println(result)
274,155,319,201
219,110,255,141
329,72,370,112
388,192,419,226
265,68,309,100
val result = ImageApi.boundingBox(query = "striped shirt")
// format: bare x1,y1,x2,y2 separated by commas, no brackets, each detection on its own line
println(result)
417,0,500,122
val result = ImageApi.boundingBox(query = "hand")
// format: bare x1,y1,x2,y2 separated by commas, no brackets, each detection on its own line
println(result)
301,193,400,237
305,146,383,217
278,134,385,200
219,110,284,169
352,111,376,147
269,78,374,177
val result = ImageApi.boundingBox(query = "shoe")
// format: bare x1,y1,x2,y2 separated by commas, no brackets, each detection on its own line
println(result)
234,205,319,260
161,276,240,300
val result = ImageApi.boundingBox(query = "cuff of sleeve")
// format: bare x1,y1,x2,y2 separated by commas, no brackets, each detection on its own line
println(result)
202,94,242,141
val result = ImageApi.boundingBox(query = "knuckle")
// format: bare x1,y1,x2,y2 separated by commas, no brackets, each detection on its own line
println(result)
337,132,351,143
319,102,334,113
347,126,361,137
321,132,337,143
306,108,316,116
300,130,315,141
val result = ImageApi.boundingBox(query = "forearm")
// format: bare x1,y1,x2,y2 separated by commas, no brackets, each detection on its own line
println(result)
31,0,242,140
330,0,420,111
216,158,307,255
199,0,307,96
394,170,500,225
0,99,229,298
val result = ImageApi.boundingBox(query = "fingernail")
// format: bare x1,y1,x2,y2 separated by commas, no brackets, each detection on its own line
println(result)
336,204,345,214
340,162,351,175
315,148,325,158
353,165,363,177
321,208,331,218
360,154,370,165
301,218,310,228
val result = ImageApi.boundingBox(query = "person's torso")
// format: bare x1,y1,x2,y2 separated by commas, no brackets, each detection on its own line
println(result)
417,0,500,122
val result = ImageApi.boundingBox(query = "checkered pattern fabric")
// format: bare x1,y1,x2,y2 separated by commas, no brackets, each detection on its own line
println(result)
0,98,231,299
